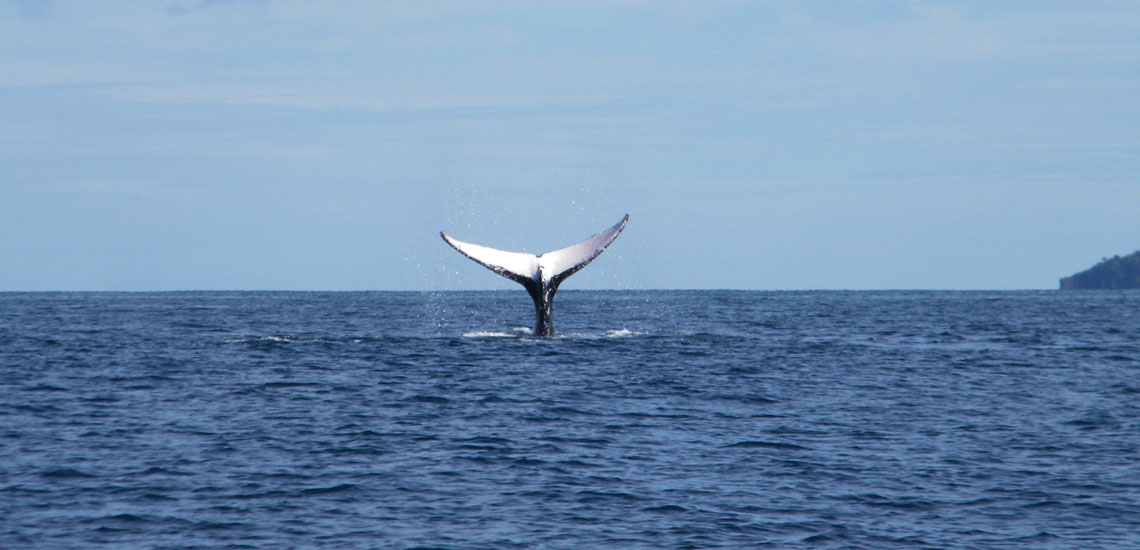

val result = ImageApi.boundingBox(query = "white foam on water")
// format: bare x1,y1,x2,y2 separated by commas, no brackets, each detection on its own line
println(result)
461,327,640,339
462,331,513,338
604,328,634,338
224,335,295,344
462,327,533,338
548,328,643,339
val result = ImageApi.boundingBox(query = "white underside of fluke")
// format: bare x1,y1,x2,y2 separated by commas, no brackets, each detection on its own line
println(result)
441,214,629,286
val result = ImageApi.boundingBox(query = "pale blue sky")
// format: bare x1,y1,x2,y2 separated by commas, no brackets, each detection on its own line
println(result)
2,1,1138,290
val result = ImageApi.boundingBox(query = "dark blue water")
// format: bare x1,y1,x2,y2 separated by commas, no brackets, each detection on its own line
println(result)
2,290,1139,549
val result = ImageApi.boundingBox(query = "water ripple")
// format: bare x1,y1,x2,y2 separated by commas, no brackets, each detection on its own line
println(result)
2,290,1140,548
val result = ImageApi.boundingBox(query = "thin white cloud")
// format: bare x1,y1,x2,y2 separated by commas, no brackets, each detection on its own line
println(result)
165,0,268,17
96,79,611,112
1028,77,1140,92
800,4,1140,63
15,178,196,197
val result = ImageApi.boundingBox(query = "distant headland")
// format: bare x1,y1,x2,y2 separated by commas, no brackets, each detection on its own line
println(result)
1060,251,1140,290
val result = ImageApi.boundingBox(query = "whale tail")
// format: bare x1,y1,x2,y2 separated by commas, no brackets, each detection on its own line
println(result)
441,214,629,336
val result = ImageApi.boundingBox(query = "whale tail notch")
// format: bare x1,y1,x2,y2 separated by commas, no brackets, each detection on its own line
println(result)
441,214,629,336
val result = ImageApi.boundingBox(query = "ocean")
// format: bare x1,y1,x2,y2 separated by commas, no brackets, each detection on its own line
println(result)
2,290,1138,549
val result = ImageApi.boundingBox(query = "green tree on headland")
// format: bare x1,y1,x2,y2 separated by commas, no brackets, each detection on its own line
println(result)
1060,251,1140,289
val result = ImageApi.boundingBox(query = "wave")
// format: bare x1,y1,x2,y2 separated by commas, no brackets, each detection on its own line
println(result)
460,327,643,339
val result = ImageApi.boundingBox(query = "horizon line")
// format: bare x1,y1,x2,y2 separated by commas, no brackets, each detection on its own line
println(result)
0,287,1070,293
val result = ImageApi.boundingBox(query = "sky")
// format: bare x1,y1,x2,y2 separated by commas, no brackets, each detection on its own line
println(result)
2,0,1138,290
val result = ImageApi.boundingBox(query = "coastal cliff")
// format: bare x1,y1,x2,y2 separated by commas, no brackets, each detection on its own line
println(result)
1060,251,1140,289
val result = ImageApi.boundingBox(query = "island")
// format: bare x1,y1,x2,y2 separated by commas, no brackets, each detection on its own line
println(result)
1060,250,1140,289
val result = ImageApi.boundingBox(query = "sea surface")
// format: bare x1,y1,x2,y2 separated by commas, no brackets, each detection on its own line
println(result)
2,290,1139,549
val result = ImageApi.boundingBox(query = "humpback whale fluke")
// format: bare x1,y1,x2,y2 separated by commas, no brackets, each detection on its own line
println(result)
441,214,629,337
